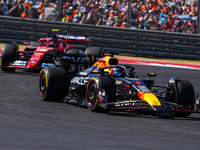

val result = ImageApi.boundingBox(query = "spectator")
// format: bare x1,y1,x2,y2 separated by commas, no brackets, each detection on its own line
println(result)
37,0,44,20
24,0,31,9
21,6,29,18
0,2,4,15
29,7,38,19
2,0,8,15
37,0,52,20
64,11,73,22
118,0,124,11
7,0,21,17
73,13,81,23
163,14,174,32
7,0,14,10
62,2,70,17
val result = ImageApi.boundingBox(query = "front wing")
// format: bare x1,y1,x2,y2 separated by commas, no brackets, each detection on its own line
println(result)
103,99,200,114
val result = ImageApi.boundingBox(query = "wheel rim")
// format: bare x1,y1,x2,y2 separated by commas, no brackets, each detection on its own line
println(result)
39,72,46,96
87,81,97,107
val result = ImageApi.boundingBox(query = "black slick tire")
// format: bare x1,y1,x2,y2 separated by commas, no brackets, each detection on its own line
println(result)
85,46,104,55
172,80,195,117
39,67,69,102
65,49,79,54
1,43,18,72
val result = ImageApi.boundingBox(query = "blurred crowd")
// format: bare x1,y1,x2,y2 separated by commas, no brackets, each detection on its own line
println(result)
0,0,198,33
0,0,57,20
61,0,198,33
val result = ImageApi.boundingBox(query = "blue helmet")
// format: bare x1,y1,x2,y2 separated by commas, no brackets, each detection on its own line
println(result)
111,68,125,77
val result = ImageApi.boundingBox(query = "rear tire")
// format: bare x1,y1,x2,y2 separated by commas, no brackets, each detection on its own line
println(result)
39,67,69,102
86,76,115,112
1,43,18,72
85,46,104,55
172,80,195,117
65,49,79,54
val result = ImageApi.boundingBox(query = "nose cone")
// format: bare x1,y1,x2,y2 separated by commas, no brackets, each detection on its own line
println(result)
138,92,161,106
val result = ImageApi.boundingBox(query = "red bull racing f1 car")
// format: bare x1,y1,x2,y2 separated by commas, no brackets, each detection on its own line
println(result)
39,55,200,117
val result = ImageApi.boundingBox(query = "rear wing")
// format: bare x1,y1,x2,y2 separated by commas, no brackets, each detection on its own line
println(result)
58,34,92,45
60,53,104,66
47,29,92,48
47,33,91,43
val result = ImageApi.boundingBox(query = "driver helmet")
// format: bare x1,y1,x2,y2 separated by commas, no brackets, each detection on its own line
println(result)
110,68,125,77
49,41,56,47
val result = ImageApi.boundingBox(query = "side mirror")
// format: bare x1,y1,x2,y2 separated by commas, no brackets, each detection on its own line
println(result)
147,73,156,77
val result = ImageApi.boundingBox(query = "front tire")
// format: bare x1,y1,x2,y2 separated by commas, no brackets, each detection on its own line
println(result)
1,43,18,72
86,76,115,112
39,67,69,102
172,80,195,117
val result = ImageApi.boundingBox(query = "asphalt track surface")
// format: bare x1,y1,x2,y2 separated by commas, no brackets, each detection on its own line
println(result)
0,64,200,150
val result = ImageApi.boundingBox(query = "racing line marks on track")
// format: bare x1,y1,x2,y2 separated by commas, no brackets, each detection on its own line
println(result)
119,58,200,70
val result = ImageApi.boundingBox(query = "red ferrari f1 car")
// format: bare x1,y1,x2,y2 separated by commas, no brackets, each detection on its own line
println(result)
39,54,200,117
0,30,92,72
